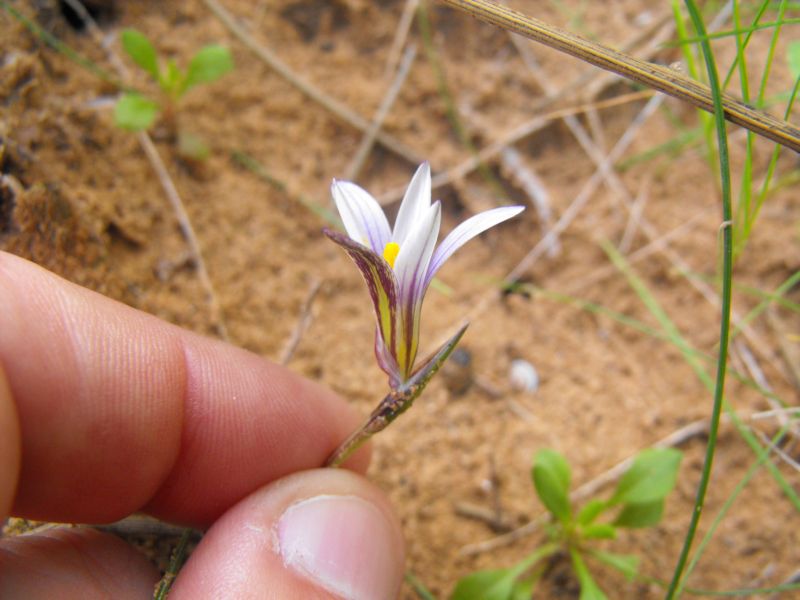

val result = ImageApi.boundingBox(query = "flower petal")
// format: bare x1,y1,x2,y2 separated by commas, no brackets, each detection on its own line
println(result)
393,201,441,379
324,228,400,380
424,206,524,287
392,162,431,245
374,327,402,388
331,180,392,253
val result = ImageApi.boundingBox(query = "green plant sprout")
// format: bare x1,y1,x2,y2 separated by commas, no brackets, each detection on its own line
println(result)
451,447,682,600
114,29,233,158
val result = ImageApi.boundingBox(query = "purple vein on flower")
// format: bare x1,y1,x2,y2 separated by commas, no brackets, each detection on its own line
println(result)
325,162,524,388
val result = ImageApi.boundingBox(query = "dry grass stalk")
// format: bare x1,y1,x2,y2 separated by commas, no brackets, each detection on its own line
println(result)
204,0,423,166
345,44,418,181
383,0,420,80
439,0,800,152
279,278,322,366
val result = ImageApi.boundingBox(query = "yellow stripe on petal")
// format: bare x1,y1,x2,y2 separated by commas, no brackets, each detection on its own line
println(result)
383,242,400,268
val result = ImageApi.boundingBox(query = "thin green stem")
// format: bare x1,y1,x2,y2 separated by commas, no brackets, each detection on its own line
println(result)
672,17,800,44
405,572,439,600
325,323,468,467
665,2,733,597
734,0,789,259
153,528,192,600
682,426,790,583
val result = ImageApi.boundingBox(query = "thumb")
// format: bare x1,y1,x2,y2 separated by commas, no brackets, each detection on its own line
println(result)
171,468,405,600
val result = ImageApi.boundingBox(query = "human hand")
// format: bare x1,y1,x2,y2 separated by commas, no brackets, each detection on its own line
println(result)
0,251,404,599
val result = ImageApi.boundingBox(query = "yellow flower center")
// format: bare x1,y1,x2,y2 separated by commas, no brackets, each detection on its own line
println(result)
383,241,400,268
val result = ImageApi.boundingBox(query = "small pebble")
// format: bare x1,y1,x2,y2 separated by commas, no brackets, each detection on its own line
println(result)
509,359,539,392
442,347,473,395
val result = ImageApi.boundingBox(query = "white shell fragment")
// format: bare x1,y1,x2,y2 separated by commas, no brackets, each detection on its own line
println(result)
509,359,539,392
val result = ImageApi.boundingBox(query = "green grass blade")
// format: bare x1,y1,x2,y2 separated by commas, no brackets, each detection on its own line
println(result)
405,572,439,600
682,425,791,583
602,243,800,595
742,56,800,256
730,1,754,263
665,2,733,595
231,151,340,225
734,0,790,259
1,1,124,89
720,0,770,91
671,17,800,44
530,283,787,408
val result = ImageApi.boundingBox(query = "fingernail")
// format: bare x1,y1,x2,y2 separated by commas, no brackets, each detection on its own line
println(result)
276,494,402,600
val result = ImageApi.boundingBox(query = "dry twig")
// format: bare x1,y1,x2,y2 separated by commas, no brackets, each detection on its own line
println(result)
376,89,654,205
383,0,420,80
61,0,228,339
345,44,418,180
376,8,675,206
279,278,322,366
459,417,711,556
439,0,800,152
204,0,423,166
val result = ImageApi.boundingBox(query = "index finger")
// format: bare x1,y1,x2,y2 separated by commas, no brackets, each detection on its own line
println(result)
0,251,368,527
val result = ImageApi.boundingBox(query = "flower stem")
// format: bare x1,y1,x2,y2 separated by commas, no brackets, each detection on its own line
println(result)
325,322,469,468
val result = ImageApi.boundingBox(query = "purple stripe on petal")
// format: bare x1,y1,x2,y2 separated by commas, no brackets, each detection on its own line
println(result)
324,228,400,377
331,180,392,253
393,201,441,379
374,327,401,387
424,206,524,287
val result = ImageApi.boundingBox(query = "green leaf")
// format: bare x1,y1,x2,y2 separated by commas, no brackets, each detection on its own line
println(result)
162,59,183,96
450,569,515,600
581,523,617,540
510,577,536,600
570,549,608,600
589,550,639,581
450,543,560,600
788,41,800,81
610,448,682,505
120,29,159,80
576,499,607,525
114,93,159,131
182,45,233,93
532,449,572,522
613,499,665,529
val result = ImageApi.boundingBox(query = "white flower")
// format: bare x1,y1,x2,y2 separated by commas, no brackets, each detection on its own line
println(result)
325,162,524,386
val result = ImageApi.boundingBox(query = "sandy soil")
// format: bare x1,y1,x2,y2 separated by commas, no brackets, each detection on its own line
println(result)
2,0,799,597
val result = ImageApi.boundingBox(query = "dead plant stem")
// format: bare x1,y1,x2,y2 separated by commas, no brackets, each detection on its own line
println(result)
438,0,800,152
345,44,417,180
376,89,654,204
203,0,423,166
60,0,228,339
278,278,322,365
383,0,420,80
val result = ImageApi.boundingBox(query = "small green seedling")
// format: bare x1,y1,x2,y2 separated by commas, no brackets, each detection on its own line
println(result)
114,28,233,147
451,447,682,600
